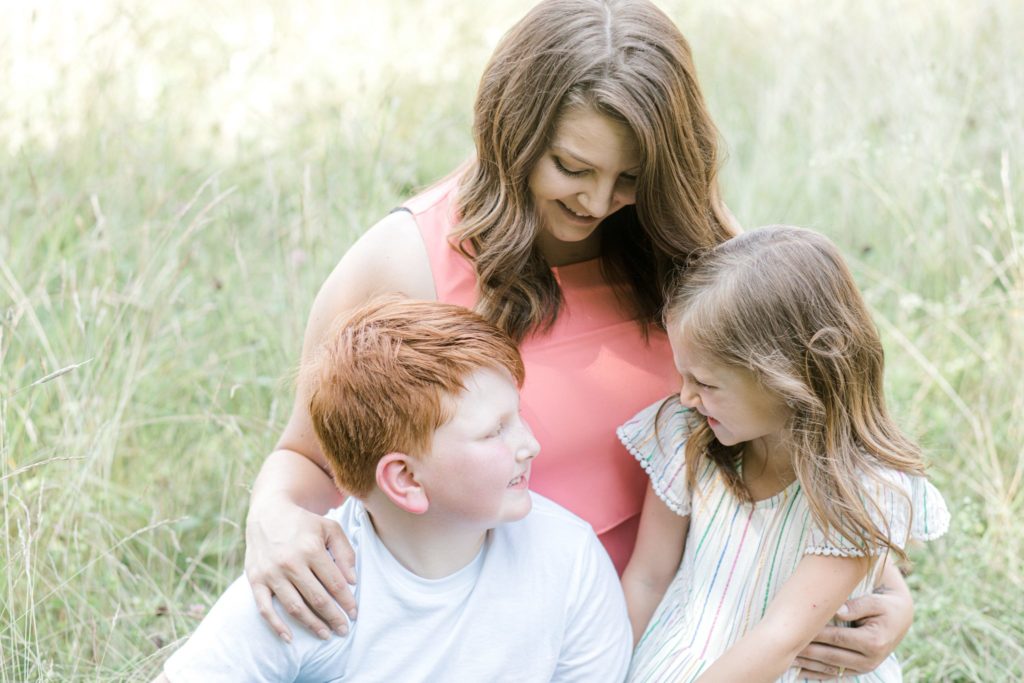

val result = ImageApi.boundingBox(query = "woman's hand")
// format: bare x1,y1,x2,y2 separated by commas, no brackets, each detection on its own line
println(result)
794,563,914,679
244,494,357,642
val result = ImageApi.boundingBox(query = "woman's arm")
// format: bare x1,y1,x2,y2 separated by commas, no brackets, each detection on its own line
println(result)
621,484,689,644
793,558,914,679
245,449,350,641
695,554,871,683
244,210,437,640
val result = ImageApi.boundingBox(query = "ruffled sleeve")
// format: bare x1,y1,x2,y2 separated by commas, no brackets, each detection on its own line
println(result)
805,467,950,557
616,395,695,517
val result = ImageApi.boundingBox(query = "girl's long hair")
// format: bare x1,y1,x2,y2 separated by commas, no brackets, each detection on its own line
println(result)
455,0,734,341
666,226,926,561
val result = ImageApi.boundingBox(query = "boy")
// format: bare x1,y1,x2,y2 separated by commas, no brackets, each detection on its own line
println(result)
158,297,632,682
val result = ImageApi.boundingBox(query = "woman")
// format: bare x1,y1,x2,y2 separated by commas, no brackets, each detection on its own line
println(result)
244,0,912,676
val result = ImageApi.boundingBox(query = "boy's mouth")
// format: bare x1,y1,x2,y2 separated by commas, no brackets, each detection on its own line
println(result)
507,472,529,489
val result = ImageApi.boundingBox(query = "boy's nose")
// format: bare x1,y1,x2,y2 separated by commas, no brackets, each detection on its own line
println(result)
515,420,541,461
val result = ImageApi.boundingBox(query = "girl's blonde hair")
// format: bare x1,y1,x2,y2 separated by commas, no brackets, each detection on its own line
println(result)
455,0,734,341
666,226,926,561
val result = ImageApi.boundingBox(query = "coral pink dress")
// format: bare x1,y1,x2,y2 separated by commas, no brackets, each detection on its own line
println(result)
404,176,678,572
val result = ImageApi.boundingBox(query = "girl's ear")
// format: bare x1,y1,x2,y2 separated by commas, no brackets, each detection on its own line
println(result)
375,453,429,515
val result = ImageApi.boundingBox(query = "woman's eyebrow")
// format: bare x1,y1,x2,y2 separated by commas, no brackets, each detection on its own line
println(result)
551,144,595,167
551,144,641,174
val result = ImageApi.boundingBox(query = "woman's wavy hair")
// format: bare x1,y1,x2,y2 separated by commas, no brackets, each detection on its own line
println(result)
665,226,926,561
454,0,734,341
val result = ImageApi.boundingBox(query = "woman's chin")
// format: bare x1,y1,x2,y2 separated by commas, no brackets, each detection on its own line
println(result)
536,224,602,264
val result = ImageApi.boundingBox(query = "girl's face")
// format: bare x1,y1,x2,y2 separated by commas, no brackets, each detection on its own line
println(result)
671,332,791,448
527,107,641,259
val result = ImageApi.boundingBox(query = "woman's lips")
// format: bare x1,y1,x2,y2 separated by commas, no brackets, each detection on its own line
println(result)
556,200,598,225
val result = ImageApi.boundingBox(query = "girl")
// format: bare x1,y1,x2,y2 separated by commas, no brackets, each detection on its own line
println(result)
620,226,949,682
242,0,914,674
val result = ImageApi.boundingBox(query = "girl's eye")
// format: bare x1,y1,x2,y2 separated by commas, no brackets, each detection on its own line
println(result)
696,380,715,390
553,156,587,177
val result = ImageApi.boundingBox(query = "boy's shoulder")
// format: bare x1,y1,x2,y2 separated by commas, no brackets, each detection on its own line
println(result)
489,492,605,569
521,491,593,527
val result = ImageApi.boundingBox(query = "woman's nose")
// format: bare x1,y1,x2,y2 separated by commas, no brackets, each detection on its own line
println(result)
577,179,619,218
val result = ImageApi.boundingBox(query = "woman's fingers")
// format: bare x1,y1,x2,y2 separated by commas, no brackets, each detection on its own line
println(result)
322,526,358,620
797,574,913,677
793,658,844,679
794,641,867,678
270,567,337,640
250,582,293,643
244,498,360,640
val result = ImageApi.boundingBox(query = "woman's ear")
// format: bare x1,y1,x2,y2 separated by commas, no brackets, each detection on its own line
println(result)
375,453,429,514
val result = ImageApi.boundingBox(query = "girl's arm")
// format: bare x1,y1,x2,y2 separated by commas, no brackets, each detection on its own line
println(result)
244,209,437,641
695,554,871,683
794,558,913,679
621,483,689,644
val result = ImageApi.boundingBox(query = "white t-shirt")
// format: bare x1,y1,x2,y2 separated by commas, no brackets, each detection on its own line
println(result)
164,493,631,682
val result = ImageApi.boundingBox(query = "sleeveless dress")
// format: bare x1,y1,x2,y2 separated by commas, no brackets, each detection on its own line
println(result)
403,175,679,572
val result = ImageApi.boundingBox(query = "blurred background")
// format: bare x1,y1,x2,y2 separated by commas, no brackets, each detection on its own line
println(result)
2,0,1021,679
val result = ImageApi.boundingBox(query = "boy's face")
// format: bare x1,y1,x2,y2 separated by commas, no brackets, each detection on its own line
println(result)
416,367,540,528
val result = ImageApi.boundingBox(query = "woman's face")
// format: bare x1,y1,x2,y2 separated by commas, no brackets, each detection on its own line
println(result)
527,107,641,257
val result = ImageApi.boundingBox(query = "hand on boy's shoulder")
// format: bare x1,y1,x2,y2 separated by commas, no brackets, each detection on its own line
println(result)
162,572,351,682
165,495,629,682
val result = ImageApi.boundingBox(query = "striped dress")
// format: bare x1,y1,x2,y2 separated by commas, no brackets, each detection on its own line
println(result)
618,396,949,683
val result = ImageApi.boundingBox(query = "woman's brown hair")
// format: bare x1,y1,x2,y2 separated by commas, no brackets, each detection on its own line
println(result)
666,226,927,562
455,0,734,341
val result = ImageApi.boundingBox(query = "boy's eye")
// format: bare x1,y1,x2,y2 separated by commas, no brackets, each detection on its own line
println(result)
553,156,587,177
486,424,504,438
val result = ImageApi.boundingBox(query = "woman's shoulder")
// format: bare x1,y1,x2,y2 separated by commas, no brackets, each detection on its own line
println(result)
323,210,437,305
299,211,436,359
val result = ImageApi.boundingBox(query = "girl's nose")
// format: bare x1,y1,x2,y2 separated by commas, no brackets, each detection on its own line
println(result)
678,380,701,410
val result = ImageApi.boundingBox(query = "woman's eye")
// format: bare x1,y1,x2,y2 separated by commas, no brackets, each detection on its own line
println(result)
553,156,586,177
619,173,638,184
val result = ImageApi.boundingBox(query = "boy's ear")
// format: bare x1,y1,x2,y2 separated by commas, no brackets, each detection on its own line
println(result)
376,453,429,515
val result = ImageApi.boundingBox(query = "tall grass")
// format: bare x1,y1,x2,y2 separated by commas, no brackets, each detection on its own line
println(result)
1,0,1020,680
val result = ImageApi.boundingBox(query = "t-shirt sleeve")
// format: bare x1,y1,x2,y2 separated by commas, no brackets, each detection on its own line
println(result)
805,468,950,557
617,395,694,517
163,575,317,682
551,530,633,683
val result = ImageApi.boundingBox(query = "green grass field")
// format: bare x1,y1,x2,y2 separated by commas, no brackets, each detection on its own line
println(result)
2,0,1021,680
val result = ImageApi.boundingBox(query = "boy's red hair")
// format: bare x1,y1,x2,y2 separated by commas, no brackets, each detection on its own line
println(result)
304,296,525,497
